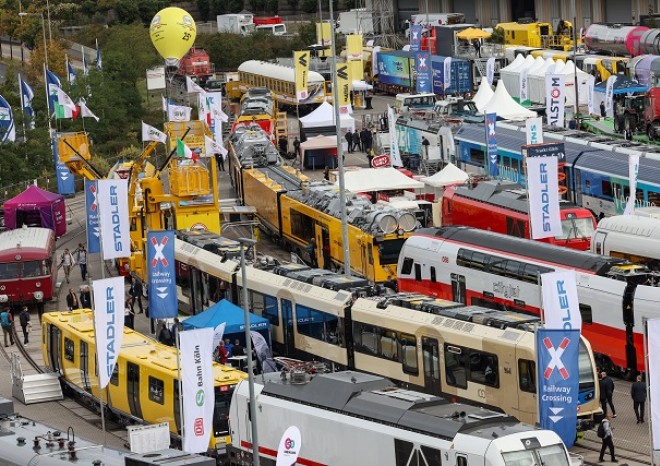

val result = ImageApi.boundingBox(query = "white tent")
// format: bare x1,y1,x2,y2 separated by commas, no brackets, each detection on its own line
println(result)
299,101,356,130
528,58,557,104
338,167,424,192
481,80,537,121
558,60,591,106
472,79,495,112
422,163,469,188
501,55,535,99
352,80,373,91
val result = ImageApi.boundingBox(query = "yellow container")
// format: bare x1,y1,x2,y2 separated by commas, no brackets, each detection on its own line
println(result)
169,163,211,197
57,132,91,163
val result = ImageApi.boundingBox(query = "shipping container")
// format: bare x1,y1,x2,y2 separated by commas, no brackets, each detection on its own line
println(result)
431,56,472,95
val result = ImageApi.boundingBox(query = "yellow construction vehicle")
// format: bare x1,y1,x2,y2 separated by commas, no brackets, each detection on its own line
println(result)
496,19,580,51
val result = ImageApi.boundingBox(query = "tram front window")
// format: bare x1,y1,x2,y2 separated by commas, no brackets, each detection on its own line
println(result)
557,217,595,240
213,388,232,436
578,339,595,394
22,260,47,277
0,262,19,279
503,444,569,466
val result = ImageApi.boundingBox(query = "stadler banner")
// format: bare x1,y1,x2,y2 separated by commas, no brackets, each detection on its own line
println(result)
294,50,310,102
84,180,100,254
415,52,432,94
545,73,566,127
541,271,582,332
536,328,579,448
98,179,130,260
485,113,498,177
180,328,215,453
276,426,302,466
92,276,125,389
526,152,561,239
147,230,177,319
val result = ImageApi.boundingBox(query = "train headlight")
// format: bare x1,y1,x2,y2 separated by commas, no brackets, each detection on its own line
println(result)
0,295,7,303
0,285,5,291
33,291,44,301
35,281,41,288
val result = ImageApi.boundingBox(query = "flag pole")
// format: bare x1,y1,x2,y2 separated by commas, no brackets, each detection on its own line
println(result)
177,329,185,448
17,74,26,146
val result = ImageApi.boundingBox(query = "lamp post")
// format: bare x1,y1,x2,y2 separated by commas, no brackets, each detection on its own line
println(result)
238,237,260,466
19,12,48,69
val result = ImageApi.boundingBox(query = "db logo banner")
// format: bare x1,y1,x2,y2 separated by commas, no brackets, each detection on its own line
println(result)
194,418,204,436
371,154,389,168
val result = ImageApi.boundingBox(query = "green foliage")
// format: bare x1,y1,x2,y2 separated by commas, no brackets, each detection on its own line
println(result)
287,0,300,10
197,0,211,21
302,0,318,13
265,0,279,14
489,27,505,44
250,0,265,12
297,21,317,45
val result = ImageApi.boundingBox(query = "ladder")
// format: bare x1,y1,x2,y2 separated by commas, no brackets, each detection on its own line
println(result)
11,353,63,405
275,112,288,141
473,59,488,79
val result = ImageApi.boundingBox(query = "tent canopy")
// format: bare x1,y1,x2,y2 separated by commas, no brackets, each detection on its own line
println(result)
339,167,424,192
300,135,337,150
182,299,270,338
482,81,537,121
594,74,647,94
299,101,356,129
422,163,469,188
3,185,67,237
472,78,494,112
352,80,373,91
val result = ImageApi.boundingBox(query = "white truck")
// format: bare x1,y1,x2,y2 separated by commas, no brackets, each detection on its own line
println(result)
217,13,256,35
404,12,465,37
337,9,374,34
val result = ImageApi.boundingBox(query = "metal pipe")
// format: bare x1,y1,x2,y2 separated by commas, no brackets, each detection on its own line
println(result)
238,237,260,466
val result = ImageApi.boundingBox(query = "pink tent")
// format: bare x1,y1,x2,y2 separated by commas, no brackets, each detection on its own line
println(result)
3,185,67,237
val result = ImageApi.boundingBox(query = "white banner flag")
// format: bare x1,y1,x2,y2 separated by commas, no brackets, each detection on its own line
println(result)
526,155,562,239
648,319,660,449
525,117,544,145
142,121,167,143
180,328,215,453
605,75,616,118
520,67,529,103
624,153,640,215
443,57,452,91
486,57,495,86
186,75,205,94
92,276,125,389
98,179,131,260
205,135,227,157
387,105,403,167
545,73,566,127
276,426,302,466
212,322,226,350
580,75,595,116
541,271,582,331
168,104,192,122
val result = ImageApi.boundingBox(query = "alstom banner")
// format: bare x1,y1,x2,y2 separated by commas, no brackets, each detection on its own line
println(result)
92,276,125,389
545,73,566,127
98,179,130,260
180,328,215,453
294,50,310,102
148,230,177,319
415,52,432,93
526,154,561,239
485,113,498,177
85,180,100,254
537,328,579,448
541,271,582,332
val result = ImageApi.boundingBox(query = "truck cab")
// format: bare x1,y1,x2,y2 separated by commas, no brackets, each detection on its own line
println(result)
394,93,437,111
255,23,287,35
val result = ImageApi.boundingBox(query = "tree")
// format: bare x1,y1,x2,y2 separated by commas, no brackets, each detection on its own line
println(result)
489,27,505,45
265,0,279,14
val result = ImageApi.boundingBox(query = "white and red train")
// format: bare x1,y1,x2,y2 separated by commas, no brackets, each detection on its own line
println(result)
397,226,660,375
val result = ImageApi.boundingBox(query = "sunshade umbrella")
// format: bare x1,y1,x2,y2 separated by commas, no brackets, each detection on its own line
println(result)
456,27,492,40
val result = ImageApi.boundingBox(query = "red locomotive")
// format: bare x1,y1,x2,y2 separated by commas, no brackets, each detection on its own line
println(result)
0,226,56,310
176,46,215,86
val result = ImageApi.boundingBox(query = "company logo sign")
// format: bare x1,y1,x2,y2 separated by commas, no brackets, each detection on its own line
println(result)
545,73,566,127
542,336,570,380
371,154,389,168
194,418,204,436
485,113,498,177
150,235,169,267
85,180,100,253
196,389,205,406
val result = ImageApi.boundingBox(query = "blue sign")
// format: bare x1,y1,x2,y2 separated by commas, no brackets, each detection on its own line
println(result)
485,113,498,177
147,230,178,319
53,135,75,195
415,52,432,93
536,329,579,448
84,180,100,254
410,24,423,52
377,52,412,87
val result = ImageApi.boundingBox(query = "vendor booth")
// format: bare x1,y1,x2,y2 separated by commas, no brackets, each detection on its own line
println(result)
3,184,67,237
299,101,356,149
352,80,374,109
300,135,339,170
340,167,424,193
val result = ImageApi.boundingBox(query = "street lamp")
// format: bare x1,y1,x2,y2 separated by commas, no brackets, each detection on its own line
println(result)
19,12,48,69
238,237,260,466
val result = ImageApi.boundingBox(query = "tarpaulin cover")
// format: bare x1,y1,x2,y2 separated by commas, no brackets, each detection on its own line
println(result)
3,184,66,237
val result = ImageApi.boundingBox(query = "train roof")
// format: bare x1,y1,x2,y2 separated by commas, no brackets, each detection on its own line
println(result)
451,179,583,213
597,214,660,237
260,371,524,440
0,227,53,260
238,60,325,83
415,226,626,274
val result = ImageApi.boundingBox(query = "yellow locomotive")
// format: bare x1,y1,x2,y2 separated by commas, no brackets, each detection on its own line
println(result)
41,310,247,458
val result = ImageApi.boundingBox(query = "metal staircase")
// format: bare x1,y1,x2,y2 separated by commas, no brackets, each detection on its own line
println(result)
11,353,63,405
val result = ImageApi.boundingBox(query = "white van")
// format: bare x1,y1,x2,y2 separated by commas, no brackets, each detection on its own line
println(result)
255,24,287,35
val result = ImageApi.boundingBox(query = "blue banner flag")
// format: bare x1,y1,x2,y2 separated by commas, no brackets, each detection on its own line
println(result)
0,95,16,143
410,24,423,52
415,52,432,93
52,134,75,195
147,230,177,319
84,179,100,253
45,69,62,113
67,60,77,84
96,39,103,71
485,113,498,177
537,328,579,448
20,77,35,124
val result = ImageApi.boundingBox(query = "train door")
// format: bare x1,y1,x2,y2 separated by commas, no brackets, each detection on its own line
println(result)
282,299,295,355
190,268,204,315
315,225,330,270
80,341,91,393
422,337,442,396
48,325,62,374
174,380,182,435
592,231,607,255
451,273,467,304
126,362,143,419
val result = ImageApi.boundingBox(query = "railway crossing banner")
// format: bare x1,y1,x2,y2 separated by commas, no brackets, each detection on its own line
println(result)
410,24,423,52
180,327,214,453
536,328,579,448
541,271,581,332
294,51,310,102
623,153,640,216
84,180,100,254
415,52,432,94
525,147,561,239
485,113,498,177
647,318,660,450
52,134,75,195
92,276,125,389
276,426,302,466
98,179,131,260
147,230,177,319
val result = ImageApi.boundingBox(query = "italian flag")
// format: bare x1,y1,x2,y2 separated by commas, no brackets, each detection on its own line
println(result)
176,138,199,163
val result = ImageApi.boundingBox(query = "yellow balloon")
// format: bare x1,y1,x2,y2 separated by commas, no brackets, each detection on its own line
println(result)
149,7,197,66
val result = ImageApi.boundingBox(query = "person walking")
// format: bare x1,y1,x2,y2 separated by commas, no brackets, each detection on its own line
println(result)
631,375,647,423
598,414,617,463
360,129,369,155
215,152,225,171
421,136,431,159
599,371,616,417
79,285,92,308
19,306,30,345
306,238,317,268
352,130,362,152
345,130,353,153
1,307,13,347
66,288,80,311
293,137,301,159
124,302,135,330
75,244,88,281
171,318,183,345
59,248,75,284
278,135,288,156
130,278,144,314
323,165,330,181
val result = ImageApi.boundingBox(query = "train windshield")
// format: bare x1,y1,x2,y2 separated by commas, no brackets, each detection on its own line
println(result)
213,386,233,436
502,443,569,466
22,260,49,277
556,216,595,240
578,339,596,393
379,239,407,265
0,262,19,279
